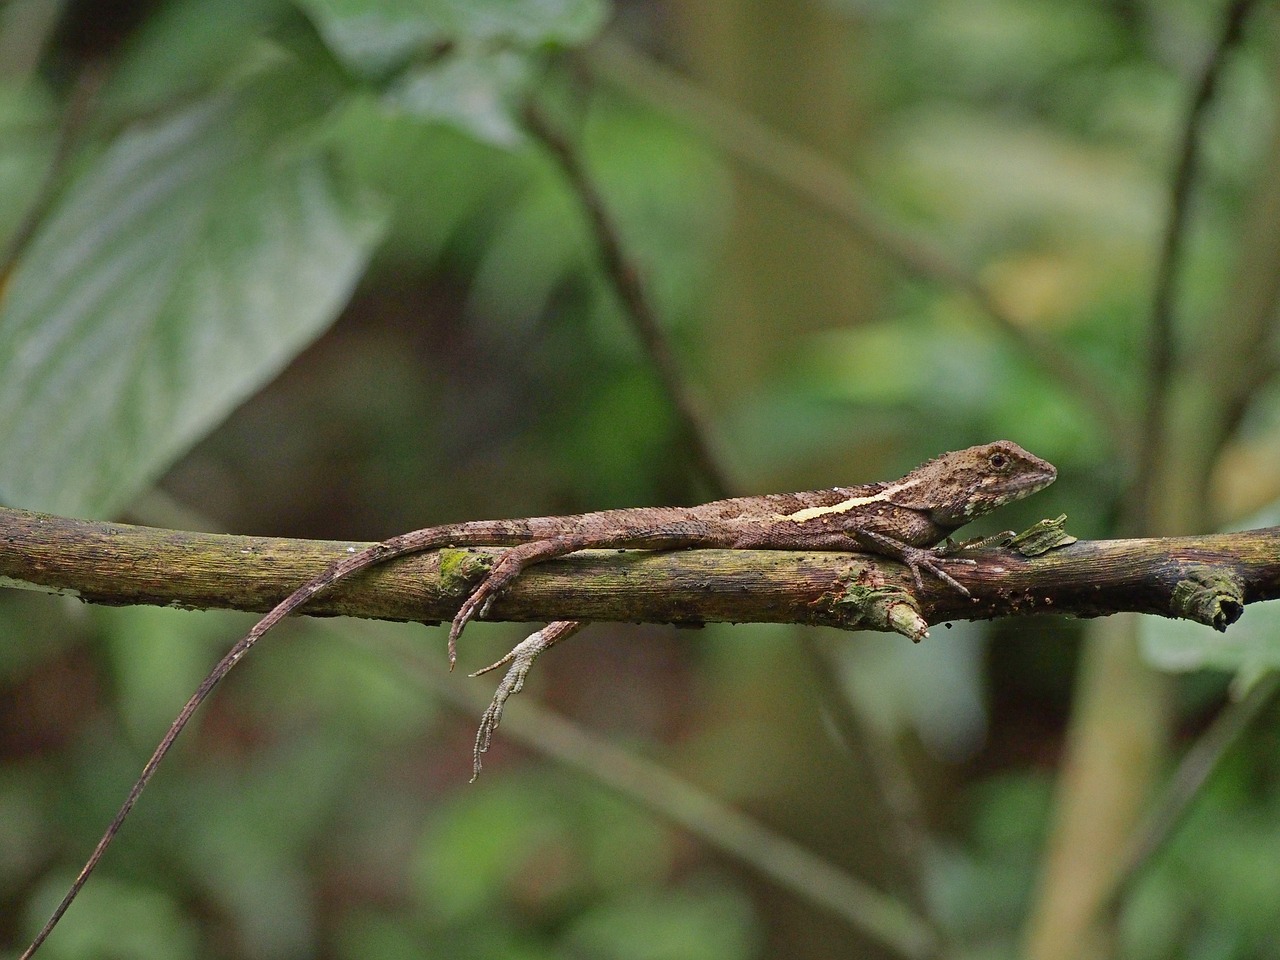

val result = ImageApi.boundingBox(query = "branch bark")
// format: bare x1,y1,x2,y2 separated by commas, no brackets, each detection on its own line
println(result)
2,506,1277,639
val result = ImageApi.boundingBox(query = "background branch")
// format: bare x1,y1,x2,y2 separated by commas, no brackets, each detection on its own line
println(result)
1105,670,1280,915
583,36,1127,447
1131,0,1258,525
526,93,948,939
522,99,731,496
346,627,943,960
1026,4,1265,955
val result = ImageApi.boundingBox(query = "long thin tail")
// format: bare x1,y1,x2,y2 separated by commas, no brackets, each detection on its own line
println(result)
19,539,409,958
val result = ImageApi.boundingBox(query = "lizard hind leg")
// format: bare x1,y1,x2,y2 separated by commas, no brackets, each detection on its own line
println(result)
470,620,586,780
447,522,716,666
448,537,592,665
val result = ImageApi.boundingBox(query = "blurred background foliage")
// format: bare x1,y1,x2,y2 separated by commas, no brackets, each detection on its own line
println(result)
2,0,1280,957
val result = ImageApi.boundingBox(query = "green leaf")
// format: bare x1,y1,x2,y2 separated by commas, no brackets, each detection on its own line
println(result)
22,874,201,960
0,86,387,518
104,0,291,114
296,0,606,74
296,0,605,144
564,885,759,960
386,49,532,147
1140,602,1280,676
445,0,606,46
295,0,449,75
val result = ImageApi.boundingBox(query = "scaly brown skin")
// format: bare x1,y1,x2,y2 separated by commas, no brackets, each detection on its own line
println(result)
19,440,1055,959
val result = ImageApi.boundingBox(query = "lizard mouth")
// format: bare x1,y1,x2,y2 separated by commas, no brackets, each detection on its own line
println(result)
984,456,1056,499
1013,461,1057,494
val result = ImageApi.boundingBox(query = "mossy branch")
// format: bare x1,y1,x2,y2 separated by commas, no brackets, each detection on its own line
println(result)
3,506,1279,640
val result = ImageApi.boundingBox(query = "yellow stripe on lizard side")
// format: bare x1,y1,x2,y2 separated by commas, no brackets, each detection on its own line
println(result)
774,477,922,523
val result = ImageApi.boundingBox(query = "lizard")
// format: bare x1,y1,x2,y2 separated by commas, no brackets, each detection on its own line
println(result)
18,439,1055,959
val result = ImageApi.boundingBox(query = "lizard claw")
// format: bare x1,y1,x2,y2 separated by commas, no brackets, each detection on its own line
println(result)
448,553,534,667
449,588,490,668
449,568,515,667
470,646,519,679
900,545,974,597
471,637,538,780
855,530,975,597
470,621,584,780
471,624,576,783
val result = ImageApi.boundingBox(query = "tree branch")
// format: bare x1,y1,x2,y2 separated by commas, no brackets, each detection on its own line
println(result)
3,506,1278,641
1104,669,1280,916
521,99,731,497
1133,0,1258,526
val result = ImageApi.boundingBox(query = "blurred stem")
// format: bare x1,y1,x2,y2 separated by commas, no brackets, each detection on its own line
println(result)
801,641,935,918
1105,670,1280,913
1198,8,1280,480
1022,616,1171,960
664,0,875,396
526,84,945,944
583,36,1127,446
345,626,944,960
1130,0,1258,525
521,99,731,497
1023,3,1262,956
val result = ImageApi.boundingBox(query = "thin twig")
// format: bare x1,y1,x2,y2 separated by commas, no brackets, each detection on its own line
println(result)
1131,0,1259,527
1103,670,1280,914
582,37,1128,448
343,625,943,960
1200,48,1280,473
1025,5,1264,955
521,99,732,496
801,641,938,931
0,62,106,287
524,96,949,943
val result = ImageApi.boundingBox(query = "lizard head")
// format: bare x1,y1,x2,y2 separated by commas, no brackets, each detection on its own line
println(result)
890,440,1057,529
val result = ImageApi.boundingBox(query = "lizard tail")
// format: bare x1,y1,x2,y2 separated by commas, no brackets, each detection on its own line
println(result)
19,538,417,959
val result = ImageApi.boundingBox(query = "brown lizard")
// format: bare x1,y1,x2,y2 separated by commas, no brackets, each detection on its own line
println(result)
19,440,1055,958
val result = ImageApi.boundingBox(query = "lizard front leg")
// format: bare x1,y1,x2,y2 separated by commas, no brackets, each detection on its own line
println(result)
853,529,977,596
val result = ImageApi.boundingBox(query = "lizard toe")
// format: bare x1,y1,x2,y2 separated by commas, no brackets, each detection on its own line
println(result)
449,589,491,667
901,546,972,596
923,561,971,596
470,630,549,780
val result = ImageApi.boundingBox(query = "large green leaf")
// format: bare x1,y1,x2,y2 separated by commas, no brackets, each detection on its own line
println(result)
0,87,387,518
295,0,606,145
1140,597,1280,677
386,48,532,147
295,0,606,74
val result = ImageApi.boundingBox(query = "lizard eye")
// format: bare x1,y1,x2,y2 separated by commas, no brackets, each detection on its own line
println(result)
989,452,1008,469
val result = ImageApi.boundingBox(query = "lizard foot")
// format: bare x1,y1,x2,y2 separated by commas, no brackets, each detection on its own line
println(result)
857,530,976,596
470,621,585,780
448,558,526,667
904,547,976,596
449,588,492,667
855,529,972,599
448,543,570,667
